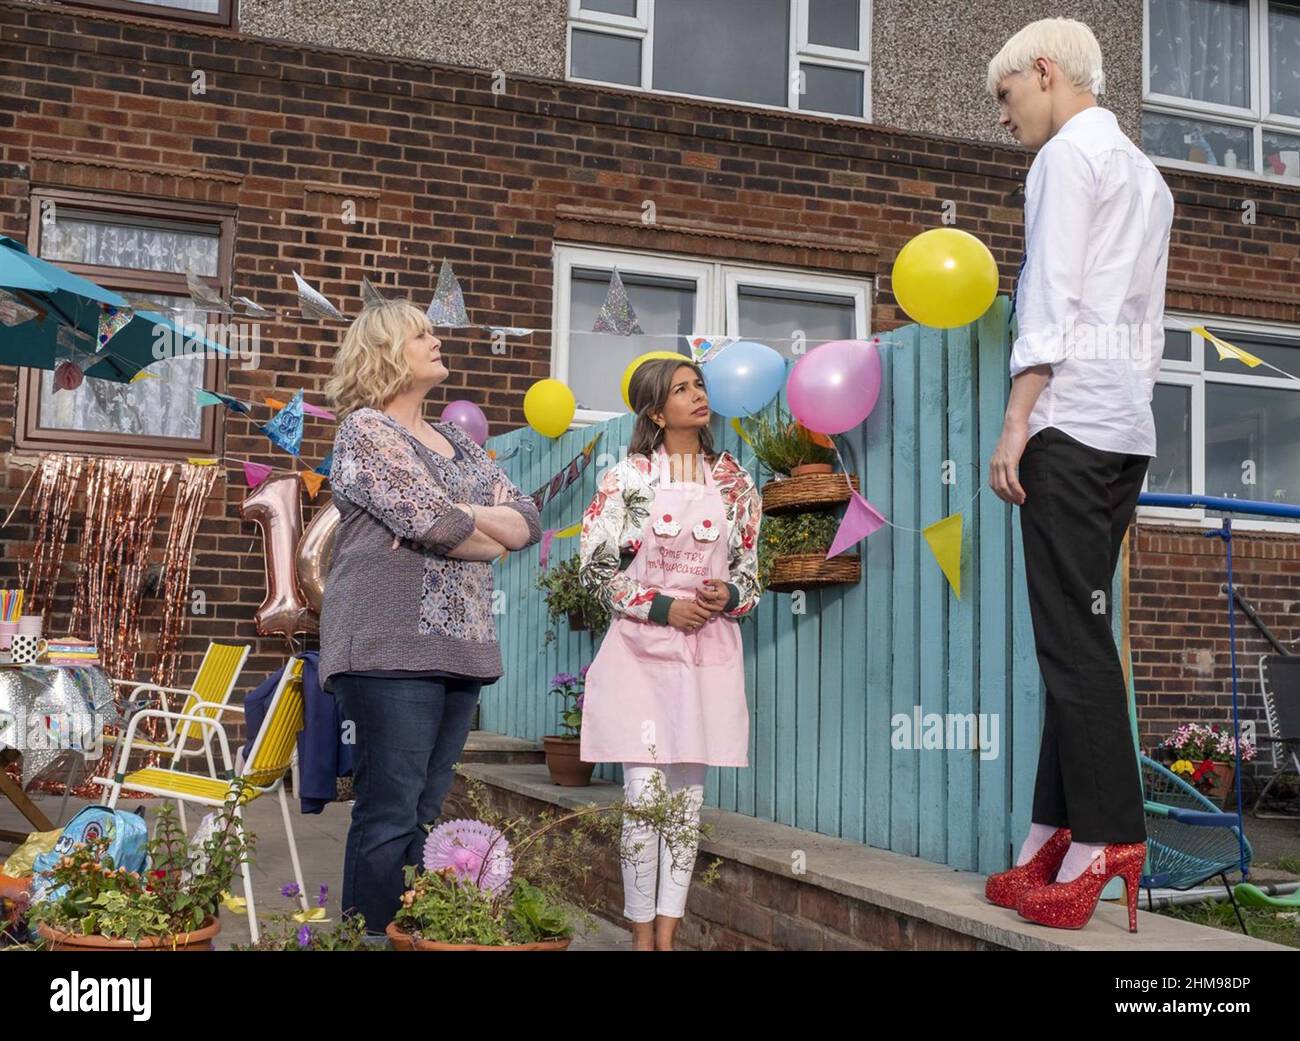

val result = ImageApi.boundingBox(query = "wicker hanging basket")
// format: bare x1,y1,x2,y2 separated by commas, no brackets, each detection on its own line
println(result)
761,473,860,515
764,553,861,592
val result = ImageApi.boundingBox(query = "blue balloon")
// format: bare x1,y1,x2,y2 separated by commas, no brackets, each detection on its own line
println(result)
701,340,787,418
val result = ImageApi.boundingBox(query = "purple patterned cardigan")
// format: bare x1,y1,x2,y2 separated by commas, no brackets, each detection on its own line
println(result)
319,408,541,691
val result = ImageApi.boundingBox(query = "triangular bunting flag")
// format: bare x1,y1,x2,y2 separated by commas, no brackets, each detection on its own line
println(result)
484,325,534,337
265,396,286,410
730,417,754,447
96,304,132,353
233,295,272,318
922,513,963,599
195,389,226,408
827,492,887,558
314,451,334,476
186,457,219,466
263,389,305,456
1192,325,1264,368
426,259,471,327
242,461,273,488
130,370,160,383
592,269,643,335
302,401,336,420
0,288,39,327
201,389,251,415
361,277,387,307
299,470,326,499
293,272,345,321
187,270,232,313
687,334,737,365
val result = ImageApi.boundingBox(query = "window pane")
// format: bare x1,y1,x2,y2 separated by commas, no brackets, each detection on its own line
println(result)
568,269,695,413
1148,0,1251,108
1205,382,1300,516
570,29,641,86
582,0,638,15
40,212,219,277
1150,383,1192,493
652,0,789,106
132,0,220,10
1204,328,1300,374
737,284,856,361
1163,328,1192,362
1141,111,1253,171
807,0,860,49
1269,0,1300,117
1263,129,1300,181
38,294,207,439
798,64,864,116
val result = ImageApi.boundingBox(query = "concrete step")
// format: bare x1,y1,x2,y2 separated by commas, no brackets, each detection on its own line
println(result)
459,730,544,766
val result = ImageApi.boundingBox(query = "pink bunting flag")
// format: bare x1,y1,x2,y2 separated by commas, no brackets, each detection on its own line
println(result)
243,461,273,489
538,528,558,570
827,491,887,558
302,402,337,421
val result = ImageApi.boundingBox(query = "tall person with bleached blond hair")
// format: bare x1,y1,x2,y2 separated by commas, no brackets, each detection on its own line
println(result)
320,300,541,938
982,18,1174,932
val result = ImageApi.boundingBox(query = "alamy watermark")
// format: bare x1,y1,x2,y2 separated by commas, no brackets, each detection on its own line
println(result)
152,320,261,370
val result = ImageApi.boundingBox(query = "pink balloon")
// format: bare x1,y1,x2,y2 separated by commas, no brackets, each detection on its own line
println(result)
440,399,489,446
786,339,882,435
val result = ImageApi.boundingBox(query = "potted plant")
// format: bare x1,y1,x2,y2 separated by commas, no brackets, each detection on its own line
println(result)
741,407,858,515
1160,723,1257,806
758,509,860,592
235,881,382,950
538,556,609,636
543,667,594,787
28,786,252,951
387,771,717,950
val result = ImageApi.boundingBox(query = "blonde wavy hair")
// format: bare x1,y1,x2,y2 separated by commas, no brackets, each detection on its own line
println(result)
325,300,433,418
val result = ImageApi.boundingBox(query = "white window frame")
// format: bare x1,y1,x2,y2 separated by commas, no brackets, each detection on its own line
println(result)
566,0,872,122
552,243,871,425
1141,311,1300,532
1142,0,1300,186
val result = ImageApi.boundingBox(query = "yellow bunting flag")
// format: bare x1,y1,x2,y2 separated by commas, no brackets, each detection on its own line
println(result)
130,370,159,383
922,513,963,599
186,457,219,466
299,470,326,499
221,891,248,914
291,907,330,923
552,520,583,539
1192,325,1263,368
730,417,753,447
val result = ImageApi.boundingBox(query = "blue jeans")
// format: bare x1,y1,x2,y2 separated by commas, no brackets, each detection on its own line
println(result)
332,673,481,934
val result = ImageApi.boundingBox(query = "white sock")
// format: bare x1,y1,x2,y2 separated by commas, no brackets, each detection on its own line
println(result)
1015,823,1062,866
1055,841,1107,882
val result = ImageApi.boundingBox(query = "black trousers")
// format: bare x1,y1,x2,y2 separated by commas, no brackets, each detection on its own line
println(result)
1018,426,1148,844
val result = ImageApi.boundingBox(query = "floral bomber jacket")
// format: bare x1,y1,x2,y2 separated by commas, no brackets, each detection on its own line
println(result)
579,451,761,625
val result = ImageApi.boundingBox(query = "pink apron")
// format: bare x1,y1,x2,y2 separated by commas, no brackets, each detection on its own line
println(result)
580,452,749,767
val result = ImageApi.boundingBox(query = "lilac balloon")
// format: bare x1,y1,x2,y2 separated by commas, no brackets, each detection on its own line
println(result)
786,339,883,435
440,399,489,446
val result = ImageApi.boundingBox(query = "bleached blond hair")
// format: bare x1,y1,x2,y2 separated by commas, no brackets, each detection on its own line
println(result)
986,18,1105,97
325,300,433,419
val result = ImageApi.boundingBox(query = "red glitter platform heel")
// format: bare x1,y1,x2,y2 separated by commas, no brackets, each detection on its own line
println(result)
1017,842,1147,932
983,827,1071,909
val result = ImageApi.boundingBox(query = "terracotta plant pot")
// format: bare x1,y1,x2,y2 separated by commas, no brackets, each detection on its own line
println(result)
566,610,589,631
542,735,595,786
385,920,571,951
1204,762,1237,806
36,916,221,951
790,462,834,477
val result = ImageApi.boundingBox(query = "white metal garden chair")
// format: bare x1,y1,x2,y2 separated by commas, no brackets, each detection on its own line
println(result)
91,657,309,944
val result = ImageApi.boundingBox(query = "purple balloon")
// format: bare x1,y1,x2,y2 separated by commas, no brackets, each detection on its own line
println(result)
786,339,882,435
440,399,489,446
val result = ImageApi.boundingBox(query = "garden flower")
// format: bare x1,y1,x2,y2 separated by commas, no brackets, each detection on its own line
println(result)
281,882,301,899
318,883,329,907
297,924,313,948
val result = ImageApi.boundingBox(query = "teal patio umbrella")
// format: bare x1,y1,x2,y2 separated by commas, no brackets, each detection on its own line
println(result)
0,235,226,383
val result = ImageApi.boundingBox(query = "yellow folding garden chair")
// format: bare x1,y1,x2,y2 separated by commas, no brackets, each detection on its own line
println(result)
105,641,250,777
92,657,308,944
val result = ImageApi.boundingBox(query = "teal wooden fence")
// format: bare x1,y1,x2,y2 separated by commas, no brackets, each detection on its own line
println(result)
484,296,1054,874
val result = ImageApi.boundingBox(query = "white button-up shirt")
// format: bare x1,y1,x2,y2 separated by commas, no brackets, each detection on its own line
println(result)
1011,106,1175,457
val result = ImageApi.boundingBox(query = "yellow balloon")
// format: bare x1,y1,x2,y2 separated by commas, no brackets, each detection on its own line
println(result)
523,378,576,438
620,350,685,412
891,228,999,329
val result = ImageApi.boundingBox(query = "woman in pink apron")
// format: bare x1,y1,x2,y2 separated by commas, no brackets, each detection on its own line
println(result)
579,358,761,951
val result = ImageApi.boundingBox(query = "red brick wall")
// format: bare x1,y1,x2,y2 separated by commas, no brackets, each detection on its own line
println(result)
1,1,1298,712
1129,523,1300,766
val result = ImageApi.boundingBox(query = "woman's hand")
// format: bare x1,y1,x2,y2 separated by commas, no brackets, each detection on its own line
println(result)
667,598,713,633
695,579,731,615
